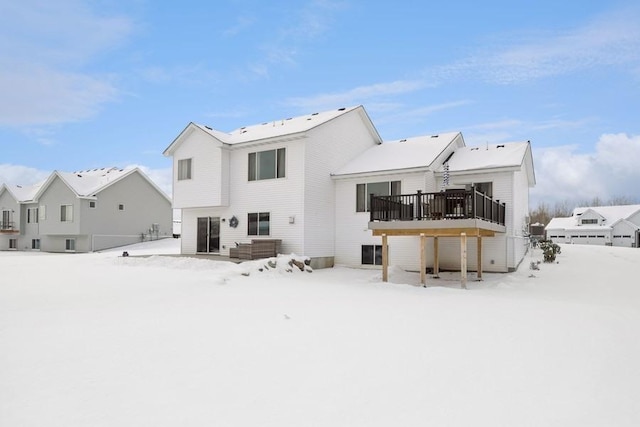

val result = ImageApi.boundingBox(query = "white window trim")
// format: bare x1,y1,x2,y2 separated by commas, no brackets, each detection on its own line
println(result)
60,204,74,222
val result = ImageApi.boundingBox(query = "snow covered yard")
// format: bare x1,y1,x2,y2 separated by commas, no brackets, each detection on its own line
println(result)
1,241,639,426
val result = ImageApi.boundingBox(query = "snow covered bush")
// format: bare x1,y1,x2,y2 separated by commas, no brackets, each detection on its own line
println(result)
538,240,561,263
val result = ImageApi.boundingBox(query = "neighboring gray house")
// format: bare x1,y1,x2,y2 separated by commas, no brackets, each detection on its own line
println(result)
0,167,172,252
545,204,640,248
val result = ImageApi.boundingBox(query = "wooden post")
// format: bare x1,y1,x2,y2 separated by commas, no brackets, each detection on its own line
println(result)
433,236,440,278
477,236,483,280
461,232,467,289
420,233,426,286
382,233,388,282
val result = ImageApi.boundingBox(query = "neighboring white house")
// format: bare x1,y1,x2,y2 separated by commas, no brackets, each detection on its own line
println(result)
164,105,536,273
0,167,173,252
545,205,640,248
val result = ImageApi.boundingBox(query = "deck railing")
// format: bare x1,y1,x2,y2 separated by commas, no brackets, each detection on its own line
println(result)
369,190,506,225
0,221,16,231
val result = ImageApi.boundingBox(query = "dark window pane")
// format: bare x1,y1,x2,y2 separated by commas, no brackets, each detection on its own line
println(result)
361,245,373,264
356,184,366,212
248,213,258,235
258,150,276,180
277,148,286,178
374,245,383,265
258,212,270,235
391,181,401,195
248,152,256,181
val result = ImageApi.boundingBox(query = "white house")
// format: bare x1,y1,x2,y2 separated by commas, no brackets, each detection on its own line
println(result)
545,205,640,248
0,167,172,252
164,106,536,274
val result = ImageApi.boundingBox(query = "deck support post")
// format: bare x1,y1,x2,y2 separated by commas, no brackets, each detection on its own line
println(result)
420,233,426,286
433,236,440,278
461,232,467,289
382,233,388,282
477,236,483,280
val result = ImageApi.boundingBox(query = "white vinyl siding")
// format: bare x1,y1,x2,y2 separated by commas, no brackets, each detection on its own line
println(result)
39,205,46,221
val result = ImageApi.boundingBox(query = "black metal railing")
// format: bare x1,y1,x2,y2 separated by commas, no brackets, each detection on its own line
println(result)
369,190,506,225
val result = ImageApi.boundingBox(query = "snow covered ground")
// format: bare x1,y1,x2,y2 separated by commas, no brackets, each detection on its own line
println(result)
1,239,639,426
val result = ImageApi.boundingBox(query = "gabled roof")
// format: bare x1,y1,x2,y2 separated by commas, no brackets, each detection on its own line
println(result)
0,182,43,203
164,105,379,156
546,204,640,231
32,167,171,202
609,217,640,231
573,204,640,223
332,132,463,177
444,141,536,186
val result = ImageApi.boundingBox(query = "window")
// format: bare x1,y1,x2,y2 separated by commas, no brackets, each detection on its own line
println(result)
27,207,39,224
89,201,96,208
9,238,17,249
248,212,270,236
118,204,125,211
65,239,75,251
1,210,11,229
581,218,598,225
32,239,40,250
178,158,192,180
60,205,73,222
356,181,401,212
248,148,286,181
362,245,383,265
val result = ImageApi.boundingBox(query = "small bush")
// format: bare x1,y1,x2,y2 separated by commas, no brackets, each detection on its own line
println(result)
538,240,561,263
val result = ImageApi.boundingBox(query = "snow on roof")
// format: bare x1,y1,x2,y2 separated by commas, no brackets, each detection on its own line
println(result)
57,167,131,197
545,216,576,230
546,204,640,231
573,204,640,223
1,182,43,202
196,106,362,145
332,132,461,176
445,142,529,172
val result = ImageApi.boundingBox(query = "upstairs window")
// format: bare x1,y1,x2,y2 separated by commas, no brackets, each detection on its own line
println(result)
60,205,73,222
356,181,401,212
581,218,598,225
248,148,286,181
27,207,39,224
178,158,192,180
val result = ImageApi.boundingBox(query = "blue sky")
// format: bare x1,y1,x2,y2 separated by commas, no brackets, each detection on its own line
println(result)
1,0,639,207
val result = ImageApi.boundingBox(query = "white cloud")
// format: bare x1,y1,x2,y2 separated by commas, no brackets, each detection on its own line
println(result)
0,0,132,127
285,80,428,111
0,164,50,186
531,133,640,206
430,7,640,85
247,0,347,77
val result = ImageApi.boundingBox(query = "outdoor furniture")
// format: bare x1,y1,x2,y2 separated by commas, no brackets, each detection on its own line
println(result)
235,239,282,260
